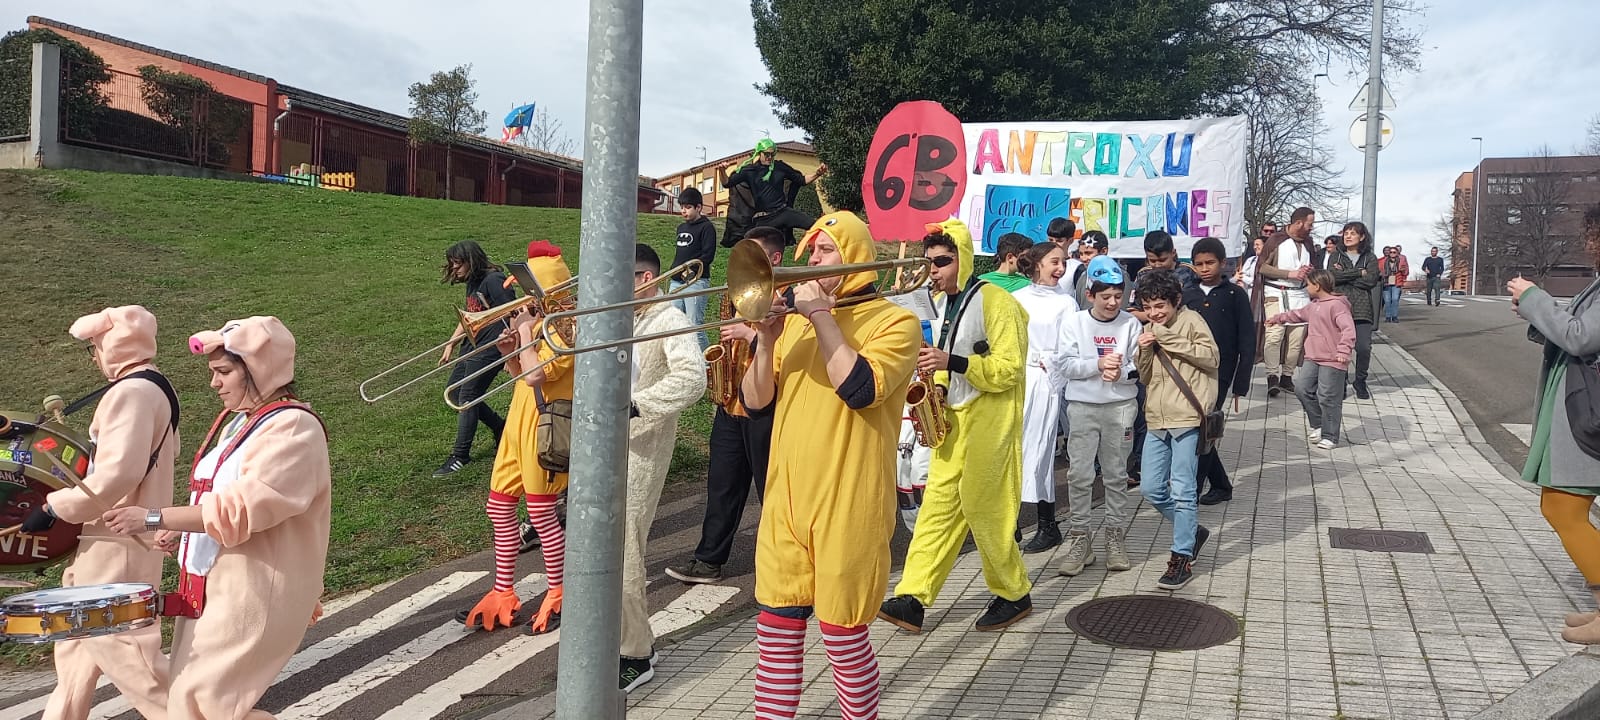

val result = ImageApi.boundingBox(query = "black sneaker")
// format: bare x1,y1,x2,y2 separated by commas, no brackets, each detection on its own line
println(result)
877,595,924,634
432,456,468,477
1353,381,1371,400
619,655,654,692
518,521,540,554
975,594,1033,631
664,559,722,584
1277,375,1296,393
1266,374,1280,397
1193,525,1211,561
1198,490,1232,506
1156,553,1194,590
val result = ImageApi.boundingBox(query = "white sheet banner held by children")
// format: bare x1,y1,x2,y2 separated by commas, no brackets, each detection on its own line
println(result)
959,116,1247,259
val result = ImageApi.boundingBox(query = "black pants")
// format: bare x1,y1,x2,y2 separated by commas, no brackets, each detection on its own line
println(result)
1353,320,1373,385
447,347,506,459
692,407,774,566
725,206,817,247
1129,381,1148,473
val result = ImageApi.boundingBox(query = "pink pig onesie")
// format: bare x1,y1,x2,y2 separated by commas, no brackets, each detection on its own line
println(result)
169,316,331,720
42,306,177,720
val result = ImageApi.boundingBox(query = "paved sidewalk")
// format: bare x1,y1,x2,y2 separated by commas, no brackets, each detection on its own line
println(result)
506,340,1594,719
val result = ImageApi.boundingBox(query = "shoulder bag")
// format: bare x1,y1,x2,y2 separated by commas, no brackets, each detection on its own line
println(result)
533,385,573,473
1153,347,1225,455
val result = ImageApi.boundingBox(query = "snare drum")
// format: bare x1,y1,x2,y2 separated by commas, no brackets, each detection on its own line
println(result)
0,582,158,643
0,410,93,572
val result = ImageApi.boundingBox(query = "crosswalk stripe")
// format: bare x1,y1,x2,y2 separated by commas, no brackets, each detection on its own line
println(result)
69,577,438,720
274,571,486,681
374,584,741,720
1503,423,1533,446
277,574,546,720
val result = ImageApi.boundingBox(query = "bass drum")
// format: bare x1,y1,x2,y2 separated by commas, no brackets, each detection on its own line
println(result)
0,411,91,572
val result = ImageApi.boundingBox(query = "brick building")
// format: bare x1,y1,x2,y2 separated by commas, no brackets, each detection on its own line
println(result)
1452,154,1600,297
19,16,662,210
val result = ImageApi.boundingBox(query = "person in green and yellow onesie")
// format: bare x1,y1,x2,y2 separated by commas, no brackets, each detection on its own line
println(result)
879,218,1034,634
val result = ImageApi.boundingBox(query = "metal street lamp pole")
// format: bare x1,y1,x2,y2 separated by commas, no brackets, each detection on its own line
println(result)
1359,0,1384,232
1470,136,1483,296
554,0,643,717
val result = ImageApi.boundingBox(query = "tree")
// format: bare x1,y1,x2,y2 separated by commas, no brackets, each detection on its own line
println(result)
0,28,110,140
751,1,1247,212
751,1,1422,217
518,106,577,157
1242,83,1354,232
1217,0,1421,235
136,65,250,165
408,64,488,199
1583,113,1600,156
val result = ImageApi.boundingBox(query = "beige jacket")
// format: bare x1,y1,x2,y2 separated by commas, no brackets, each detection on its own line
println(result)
1134,309,1219,431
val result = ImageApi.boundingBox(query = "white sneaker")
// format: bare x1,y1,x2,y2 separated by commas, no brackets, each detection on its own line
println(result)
1316,438,1336,450
1307,428,1322,442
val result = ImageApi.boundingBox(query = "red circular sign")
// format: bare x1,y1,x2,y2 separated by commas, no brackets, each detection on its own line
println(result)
862,101,967,242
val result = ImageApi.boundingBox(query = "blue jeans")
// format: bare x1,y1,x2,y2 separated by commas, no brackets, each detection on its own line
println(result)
670,277,710,350
1383,285,1401,321
1141,428,1200,556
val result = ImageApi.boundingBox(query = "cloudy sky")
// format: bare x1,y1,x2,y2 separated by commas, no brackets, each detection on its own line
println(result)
7,0,1596,249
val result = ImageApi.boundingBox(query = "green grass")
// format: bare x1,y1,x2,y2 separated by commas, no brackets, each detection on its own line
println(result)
0,170,722,662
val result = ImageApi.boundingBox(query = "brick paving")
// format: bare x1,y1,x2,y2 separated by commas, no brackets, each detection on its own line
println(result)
513,339,1596,719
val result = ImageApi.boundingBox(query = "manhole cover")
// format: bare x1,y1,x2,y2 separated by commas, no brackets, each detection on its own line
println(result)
1328,527,1435,554
1064,595,1239,651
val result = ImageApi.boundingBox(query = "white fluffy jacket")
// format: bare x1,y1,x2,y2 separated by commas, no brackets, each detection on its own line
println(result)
627,301,707,485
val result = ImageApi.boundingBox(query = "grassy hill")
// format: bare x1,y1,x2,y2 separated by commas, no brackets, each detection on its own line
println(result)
0,169,721,600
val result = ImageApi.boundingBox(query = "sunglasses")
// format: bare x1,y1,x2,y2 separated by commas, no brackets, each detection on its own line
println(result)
929,255,956,268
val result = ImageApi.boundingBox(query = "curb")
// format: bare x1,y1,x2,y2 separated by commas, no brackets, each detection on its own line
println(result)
1469,652,1600,720
1378,331,1527,485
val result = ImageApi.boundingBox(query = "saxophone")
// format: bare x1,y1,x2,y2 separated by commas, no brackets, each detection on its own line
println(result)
905,344,951,448
704,294,750,409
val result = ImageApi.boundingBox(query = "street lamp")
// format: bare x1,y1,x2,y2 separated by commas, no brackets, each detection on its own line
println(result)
1470,137,1483,295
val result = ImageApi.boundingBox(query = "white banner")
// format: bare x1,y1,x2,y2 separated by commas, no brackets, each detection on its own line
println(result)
956,116,1247,259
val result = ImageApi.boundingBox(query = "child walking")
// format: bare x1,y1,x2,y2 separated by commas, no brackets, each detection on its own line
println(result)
1133,268,1219,591
1267,269,1356,450
1011,242,1079,553
1056,257,1142,576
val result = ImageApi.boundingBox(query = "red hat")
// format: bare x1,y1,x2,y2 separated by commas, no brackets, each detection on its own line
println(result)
527,240,563,259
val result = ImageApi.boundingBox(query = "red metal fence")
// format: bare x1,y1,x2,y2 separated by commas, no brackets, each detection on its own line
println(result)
58,60,255,172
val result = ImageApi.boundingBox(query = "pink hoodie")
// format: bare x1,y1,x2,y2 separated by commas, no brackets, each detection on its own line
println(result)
1268,294,1356,369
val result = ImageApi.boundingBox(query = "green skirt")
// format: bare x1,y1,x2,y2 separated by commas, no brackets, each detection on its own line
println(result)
1522,361,1600,495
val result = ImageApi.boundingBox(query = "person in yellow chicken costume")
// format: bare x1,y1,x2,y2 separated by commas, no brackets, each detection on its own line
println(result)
459,240,573,635
744,212,920,720
878,219,1034,634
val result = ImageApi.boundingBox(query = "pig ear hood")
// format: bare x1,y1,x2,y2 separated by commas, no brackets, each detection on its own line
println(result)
69,306,158,379
189,316,297,394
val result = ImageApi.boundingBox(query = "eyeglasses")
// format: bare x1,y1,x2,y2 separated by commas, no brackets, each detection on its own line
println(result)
929,255,956,268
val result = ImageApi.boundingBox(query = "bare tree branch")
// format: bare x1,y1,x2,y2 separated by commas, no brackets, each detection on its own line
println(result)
1242,82,1356,233
518,106,577,158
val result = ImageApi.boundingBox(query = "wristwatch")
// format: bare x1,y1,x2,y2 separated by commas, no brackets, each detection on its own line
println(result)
144,508,163,532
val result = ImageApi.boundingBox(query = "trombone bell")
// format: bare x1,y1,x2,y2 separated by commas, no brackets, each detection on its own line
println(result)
724,239,932,321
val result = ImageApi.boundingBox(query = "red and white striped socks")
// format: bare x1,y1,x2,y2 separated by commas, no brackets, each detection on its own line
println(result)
526,493,565,588
486,493,520,591
755,612,805,720
755,614,880,720
821,621,880,720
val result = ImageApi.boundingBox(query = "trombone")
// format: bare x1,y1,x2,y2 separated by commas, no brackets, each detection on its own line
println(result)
357,276,576,404
442,259,704,412
536,238,933,358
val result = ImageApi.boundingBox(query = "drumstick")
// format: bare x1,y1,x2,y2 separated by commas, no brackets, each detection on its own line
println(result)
0,525,20,538
40,452,152,551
